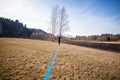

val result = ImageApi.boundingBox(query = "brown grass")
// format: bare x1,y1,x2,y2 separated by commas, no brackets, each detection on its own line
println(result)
0,38,120,80
70,40,120,44
0,38,57,79
51,44,120,80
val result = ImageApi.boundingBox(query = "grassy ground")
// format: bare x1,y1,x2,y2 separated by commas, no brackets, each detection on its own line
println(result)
70,40,120,44
0,38,57,79
0,38,120,80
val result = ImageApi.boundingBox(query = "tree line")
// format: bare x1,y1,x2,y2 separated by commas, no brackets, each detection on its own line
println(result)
0,5,69,41
1,4,119,42
0,17,47,39
75,34,120,41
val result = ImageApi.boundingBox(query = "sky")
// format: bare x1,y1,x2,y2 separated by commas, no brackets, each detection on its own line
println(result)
0,0,120,36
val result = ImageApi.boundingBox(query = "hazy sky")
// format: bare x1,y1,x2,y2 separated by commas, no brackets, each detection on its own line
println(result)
0,0,120,36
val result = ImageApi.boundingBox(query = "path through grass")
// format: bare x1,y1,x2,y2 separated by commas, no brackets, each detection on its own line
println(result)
0,38,57,79
51,44,120,80
0,38,120,80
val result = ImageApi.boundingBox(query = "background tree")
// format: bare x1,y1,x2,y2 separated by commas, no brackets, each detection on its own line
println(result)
58,6,69,37
50,5,69,40
0,17,44,38
50,5,59,41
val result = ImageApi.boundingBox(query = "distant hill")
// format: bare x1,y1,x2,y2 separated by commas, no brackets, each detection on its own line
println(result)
0,17,47,38
30,28,46,34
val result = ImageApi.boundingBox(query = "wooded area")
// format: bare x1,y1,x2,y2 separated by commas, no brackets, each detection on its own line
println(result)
0,17,120,41
0,17,49,39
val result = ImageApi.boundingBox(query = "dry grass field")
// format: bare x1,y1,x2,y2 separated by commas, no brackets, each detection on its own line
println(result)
70,40,120,44
0,38,120,80
65,40,120,52
0,38,57,79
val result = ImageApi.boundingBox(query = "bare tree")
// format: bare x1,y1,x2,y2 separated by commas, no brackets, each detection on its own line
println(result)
50,5,69,41
50,5,59,41
58,6,69,37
